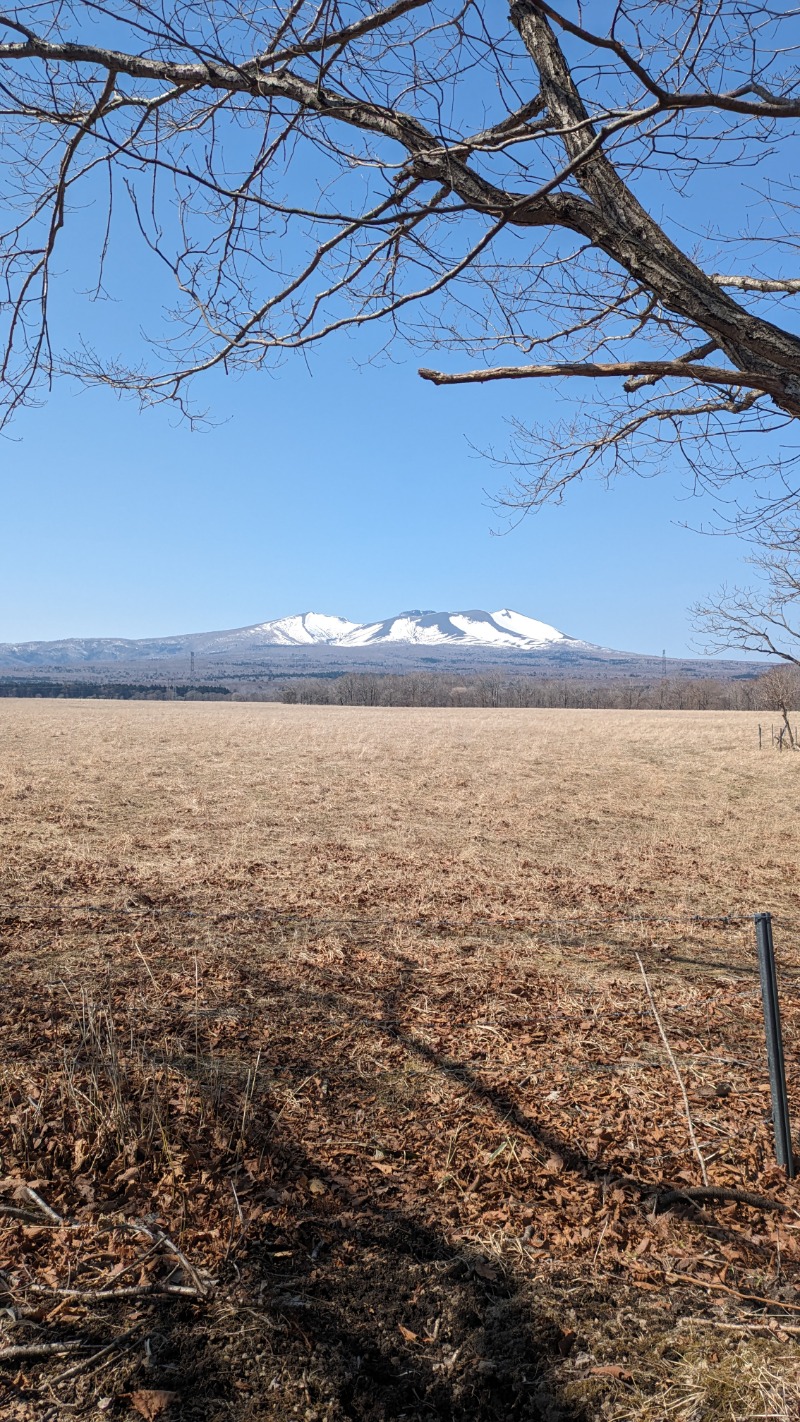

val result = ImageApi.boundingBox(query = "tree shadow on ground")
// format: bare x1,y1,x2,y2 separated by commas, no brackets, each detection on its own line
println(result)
131,1158,588,1422
4,928,719,1421
232,1213,581,1420
119,946,602,1421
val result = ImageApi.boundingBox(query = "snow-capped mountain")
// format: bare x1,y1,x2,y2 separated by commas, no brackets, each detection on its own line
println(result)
337,609,573,649
0,609,585,665
205,607,579,651
223,612,361,647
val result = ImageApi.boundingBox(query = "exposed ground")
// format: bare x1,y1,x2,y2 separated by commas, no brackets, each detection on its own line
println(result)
1,703,800,1421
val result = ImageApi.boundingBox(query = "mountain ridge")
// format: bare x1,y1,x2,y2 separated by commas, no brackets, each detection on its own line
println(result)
0,608,762,685
0,608,590,664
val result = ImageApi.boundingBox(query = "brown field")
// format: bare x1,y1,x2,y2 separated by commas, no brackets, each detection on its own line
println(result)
2,702,800,1421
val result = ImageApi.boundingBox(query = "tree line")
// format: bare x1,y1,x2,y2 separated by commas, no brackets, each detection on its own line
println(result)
276,671,777,712
4,668,797,724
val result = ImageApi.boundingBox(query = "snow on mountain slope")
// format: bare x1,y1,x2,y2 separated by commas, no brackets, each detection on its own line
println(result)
490,609,567,645
239,613,360,646
337,609,574,649
0,608,584,665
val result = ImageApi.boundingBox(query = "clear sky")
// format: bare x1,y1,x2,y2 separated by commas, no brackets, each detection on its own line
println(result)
0,29,780,658
2,346,754,656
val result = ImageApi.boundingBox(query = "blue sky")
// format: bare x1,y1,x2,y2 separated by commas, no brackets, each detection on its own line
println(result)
3,344,752,655
0,14,783,658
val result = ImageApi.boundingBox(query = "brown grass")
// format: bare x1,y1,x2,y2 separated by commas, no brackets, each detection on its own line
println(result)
3,702,799,920
1,703,800,1421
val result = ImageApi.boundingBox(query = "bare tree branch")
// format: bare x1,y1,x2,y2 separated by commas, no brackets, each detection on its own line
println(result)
524,0,800,119
419,359,776,393
711,276,800,294
693,513,800,677
0,0,799,532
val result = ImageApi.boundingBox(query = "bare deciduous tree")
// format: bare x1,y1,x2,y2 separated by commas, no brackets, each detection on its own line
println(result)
693,521,800,664
758,665,800,748
693,516,800,742
3,1,800,517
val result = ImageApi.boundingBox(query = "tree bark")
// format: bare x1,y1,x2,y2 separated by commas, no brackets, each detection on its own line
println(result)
510,1,800,417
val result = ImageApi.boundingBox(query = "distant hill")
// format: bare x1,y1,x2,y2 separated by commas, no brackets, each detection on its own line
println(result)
0,608,761,683
0,607,582,663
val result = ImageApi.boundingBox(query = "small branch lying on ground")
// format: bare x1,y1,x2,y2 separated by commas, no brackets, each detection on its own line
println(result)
49,1324,144,1385
124,1221,211,1297
29,1283,202,1302
2,1186,213,1302
636,954,709,1186
0,1204,54,1223
654,1185,789,1212
679,1316,800,1337
0,1340,89,1363
24,1187,63,1224
669,1273,800,1313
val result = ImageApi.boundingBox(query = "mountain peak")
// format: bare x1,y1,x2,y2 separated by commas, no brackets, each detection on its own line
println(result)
255,608,575,649
0,607,586,666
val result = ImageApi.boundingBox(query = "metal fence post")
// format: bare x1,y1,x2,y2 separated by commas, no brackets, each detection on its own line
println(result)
755,913,795,1177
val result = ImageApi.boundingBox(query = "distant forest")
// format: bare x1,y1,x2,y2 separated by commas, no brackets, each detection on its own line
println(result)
0,668,761,708
0,670,773,710
0,681,227,700
274,671,763,710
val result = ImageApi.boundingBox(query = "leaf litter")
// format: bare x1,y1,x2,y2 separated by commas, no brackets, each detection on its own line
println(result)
2,904,800,1419
1,703,800,1419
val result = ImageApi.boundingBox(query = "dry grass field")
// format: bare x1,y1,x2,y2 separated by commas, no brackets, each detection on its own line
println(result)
2,702,800,1421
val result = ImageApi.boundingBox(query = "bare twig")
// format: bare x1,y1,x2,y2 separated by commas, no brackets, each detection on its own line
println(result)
134,942,158,987
711,276,800,294
678,1316,800,1336
654,1186,788,1212
669,1272,800,1313
636,954,709,1187
24,1187,63,1224
48,1324,144,1385
29,1282,200,1302
418,361,775,394
127,1222,211,1298
0,1204,52,1223
0,1340,88,1363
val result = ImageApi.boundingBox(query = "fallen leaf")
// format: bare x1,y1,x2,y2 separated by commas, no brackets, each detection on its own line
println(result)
130,1389,178,1419
557,1330,577,1356
472,1260,500,1281
398,1325,419,1342
308,1178,326,1195
589,1364,632,1381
